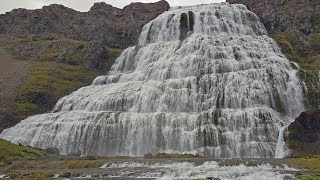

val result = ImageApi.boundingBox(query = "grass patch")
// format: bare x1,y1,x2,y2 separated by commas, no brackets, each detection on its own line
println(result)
287,140,320,157
0,139,43,161
21,172,54,180
272,32,320,67
288,157,320,174
14,102,39,117
106,47,122,57
14,61,98,118
272,33,307,64
301,176,320,180
105,47,122,71
65,160,100,169
297,70,320,109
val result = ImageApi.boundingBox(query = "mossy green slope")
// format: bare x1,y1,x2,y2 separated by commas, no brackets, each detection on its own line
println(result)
287,157,320,179
0,139,43,161
13,62,98,119
0,36,122,132
271,32,320,67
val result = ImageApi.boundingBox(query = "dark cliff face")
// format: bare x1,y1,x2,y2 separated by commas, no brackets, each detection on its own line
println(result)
227,0,320,35
0,0,170,48
288,109,320,156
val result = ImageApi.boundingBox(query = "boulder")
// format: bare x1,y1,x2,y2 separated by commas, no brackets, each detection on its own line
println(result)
288,109,320,155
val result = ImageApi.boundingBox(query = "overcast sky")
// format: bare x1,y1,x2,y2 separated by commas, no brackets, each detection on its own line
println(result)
0,0,226,14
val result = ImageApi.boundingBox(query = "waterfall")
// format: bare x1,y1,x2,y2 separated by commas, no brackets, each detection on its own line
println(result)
274,126,288,158
0,3,305,158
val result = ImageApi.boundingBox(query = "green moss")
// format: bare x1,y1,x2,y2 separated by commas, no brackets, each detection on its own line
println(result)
308,33,320,55
298,70,320,109
14,103,39,117
271,33,305,64
15,62,98,118
106,47,122,57
308,33,320,42
272,32,320,110
288,140,310,156
0,139,43,161
65,160,99,169
272,32,320,66
21,172,54,180
288,157,320,175
105,47,122,71
301,176,320,180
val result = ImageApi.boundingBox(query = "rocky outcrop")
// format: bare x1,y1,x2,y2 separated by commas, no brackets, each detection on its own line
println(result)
0,0,170,49
288,109,320,156
226,0,320,35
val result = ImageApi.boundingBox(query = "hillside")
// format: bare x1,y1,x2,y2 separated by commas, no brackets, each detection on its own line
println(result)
0,1,170,132
0,0,170,48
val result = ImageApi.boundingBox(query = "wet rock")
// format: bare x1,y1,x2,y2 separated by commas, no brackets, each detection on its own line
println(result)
206,178,221,180
144,153,153,158
289,109,320,143
288,109,320,155
44,147,60,155
179,11,195,40
60,172,72,178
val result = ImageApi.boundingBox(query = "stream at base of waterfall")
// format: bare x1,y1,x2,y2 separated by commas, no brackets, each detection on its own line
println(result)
99,159,299,180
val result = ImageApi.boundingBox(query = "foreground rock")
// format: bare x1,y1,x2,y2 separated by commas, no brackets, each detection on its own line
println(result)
288,109,320,156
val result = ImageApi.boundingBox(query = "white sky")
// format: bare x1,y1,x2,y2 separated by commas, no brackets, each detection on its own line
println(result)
0,0,226,14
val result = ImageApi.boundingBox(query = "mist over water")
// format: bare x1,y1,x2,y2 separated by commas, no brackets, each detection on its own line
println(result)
0,3,305,158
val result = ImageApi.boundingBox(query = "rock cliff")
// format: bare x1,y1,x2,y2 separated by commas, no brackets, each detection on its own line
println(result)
0,0,170,48
226,0,320,35
288,109,320,156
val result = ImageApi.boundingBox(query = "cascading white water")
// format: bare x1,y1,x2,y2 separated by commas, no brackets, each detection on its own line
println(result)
0,3,305,158
99,161,298,179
